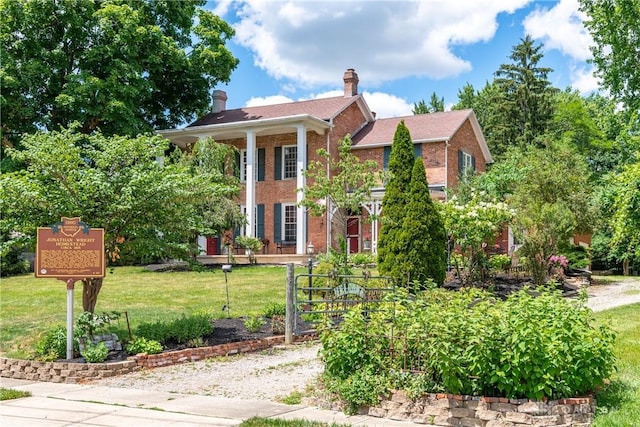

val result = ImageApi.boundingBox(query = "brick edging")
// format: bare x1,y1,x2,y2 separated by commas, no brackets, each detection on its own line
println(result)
0,334,316,384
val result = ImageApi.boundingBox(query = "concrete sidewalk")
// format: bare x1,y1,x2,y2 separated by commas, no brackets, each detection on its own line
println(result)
0,378,419,426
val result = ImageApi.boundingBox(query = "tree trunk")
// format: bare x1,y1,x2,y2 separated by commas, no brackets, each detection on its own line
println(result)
623,258,630,276
82,277,103,313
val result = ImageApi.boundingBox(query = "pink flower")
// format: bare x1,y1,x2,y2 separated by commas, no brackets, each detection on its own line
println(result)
548,255,568,268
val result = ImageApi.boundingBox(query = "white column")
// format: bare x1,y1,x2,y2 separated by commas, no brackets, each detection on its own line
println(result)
245,131,256,237
372,201,381,254
296,124,307,254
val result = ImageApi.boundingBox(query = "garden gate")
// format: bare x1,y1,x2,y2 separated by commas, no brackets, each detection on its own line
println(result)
292,269,396,335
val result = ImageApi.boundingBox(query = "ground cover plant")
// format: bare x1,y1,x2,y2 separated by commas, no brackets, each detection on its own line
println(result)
0,265,294,359
319,285,616,414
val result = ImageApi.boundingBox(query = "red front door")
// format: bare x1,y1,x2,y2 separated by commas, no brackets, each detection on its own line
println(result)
347,217,360,254
206,237,219,255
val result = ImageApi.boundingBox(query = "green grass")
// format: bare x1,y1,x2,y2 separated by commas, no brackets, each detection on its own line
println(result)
593,303,640,426
240,418,350,427
0,388,31,400
0,265,307,358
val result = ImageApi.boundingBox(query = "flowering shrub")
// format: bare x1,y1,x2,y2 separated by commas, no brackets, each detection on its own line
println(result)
548,255,568,269
440,192,515,284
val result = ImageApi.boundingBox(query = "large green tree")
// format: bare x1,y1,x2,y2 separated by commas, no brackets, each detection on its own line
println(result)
593,148,640,275
0,0,238,147
0,127,240,311
477,143,593,284
377,121,415,281
490,35,557,157
580,0,640,113
452,82,477,111
412,91,445,114
394,158,447,289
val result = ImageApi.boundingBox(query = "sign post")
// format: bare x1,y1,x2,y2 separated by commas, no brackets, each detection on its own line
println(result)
35,217,105,359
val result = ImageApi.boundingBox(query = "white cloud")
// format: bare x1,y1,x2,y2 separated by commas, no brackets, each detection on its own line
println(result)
243,89,412,119
210,0,233,18
570,65,600,95
245,95,294,107
522,0,597,94
363,92,413,118
523,0,592,61
230,0,531,89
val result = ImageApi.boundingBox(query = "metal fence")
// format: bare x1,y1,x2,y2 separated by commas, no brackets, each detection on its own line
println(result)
292,270,396,335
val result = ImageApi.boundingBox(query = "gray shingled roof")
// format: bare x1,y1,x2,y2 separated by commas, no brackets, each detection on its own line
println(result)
189,96,358,127
351,109,475,148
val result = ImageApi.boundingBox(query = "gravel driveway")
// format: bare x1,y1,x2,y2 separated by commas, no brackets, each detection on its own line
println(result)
92,277,640,402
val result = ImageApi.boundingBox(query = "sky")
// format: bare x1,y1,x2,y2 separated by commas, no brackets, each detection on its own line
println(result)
205,0,598,119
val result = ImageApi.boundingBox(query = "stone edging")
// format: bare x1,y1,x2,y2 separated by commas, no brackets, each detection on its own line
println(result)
0,337,596,426
0,334,316,384
366,390,595,427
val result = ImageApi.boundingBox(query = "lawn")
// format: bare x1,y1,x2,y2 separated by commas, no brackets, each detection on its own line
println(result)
1,267,638,425
0,265,304,358
593,303,640,426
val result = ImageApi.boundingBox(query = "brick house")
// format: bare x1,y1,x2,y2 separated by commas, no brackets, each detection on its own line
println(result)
158,69,493,257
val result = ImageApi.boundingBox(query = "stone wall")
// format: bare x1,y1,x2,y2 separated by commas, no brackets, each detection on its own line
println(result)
0,358,139,383
0,334,315,383
366,390,595,427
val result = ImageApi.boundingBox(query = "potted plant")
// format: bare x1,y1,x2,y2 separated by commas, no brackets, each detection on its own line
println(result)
235,236,263,264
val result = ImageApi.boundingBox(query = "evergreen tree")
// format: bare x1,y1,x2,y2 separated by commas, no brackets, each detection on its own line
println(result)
452,83,477,111
490,35,557,157
412,100,429,115
412,91,445,114
395,158,447,289
377,121,415,278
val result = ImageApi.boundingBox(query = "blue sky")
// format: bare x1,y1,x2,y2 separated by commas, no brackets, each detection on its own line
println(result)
205,0,598,118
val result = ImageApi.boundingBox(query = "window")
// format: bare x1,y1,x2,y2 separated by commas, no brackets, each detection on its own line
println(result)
238,205,265,238
461,151,473,171
383,144,422,169
283,204,297,242
458,150,476,180
239,149,265,182
283,146,297,179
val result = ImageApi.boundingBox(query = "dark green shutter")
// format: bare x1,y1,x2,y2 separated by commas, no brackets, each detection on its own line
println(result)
383,146,391,169
471,156,476,172
458,150,463,174
234,151,241,179
257,204,265,239
274,203,282,242
257,148,265,181
274,147,282,180
414,144,422,158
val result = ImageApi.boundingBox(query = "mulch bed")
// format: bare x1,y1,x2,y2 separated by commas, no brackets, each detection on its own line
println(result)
105,317,281,363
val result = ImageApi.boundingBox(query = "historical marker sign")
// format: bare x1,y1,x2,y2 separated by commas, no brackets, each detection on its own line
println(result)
36,217,105,279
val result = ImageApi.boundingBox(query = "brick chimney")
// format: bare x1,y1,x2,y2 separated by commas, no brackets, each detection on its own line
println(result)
343,68,359,97
212,90,228,113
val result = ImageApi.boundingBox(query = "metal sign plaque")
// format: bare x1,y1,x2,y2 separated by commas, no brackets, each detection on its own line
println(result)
35,217,105,278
